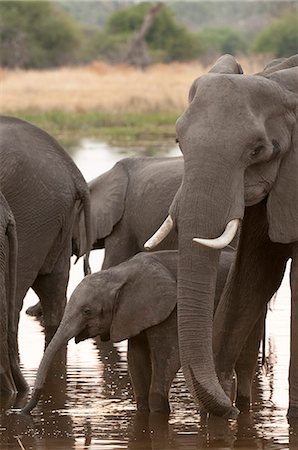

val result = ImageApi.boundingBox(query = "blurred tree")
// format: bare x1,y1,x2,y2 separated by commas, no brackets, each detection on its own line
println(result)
88,32,131,64
125,2,163,69
0,1,82,68
96,2,201,63
252,11,298,57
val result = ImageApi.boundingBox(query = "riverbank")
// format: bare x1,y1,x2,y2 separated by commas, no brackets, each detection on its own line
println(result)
5,109,179,150
0,58,265,148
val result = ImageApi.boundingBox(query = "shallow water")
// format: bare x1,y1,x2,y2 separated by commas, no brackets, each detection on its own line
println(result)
0,139,297,449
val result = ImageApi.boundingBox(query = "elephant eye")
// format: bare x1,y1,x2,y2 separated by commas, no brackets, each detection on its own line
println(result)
250,145,263,158
83,307,92,316
175,137,179,144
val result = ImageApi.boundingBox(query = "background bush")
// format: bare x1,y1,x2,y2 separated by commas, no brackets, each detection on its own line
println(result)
197,28,248,57
0,1,82,68
102,2,201,62
252,12,298,57
0,1,296,69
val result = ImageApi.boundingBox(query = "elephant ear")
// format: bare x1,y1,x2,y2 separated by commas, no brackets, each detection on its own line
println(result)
110,256,177,343
261,54,298,76
267,124,298,243
208,54,243,75
188,54,243,102
266,69,298,243
73,161,128,255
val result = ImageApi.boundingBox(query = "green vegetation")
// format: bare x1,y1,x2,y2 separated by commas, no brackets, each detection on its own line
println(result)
0,1,82,68
252,12,298,57
91,2,201,62
0,1,296,69
197,28,248,57
10,110,178,149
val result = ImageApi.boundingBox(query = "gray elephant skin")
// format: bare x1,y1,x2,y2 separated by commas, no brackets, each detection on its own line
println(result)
148,54,298,418
26,155,183,317
21,249,234,414
0,116,91,393
0,192,21,393
76,155,183,269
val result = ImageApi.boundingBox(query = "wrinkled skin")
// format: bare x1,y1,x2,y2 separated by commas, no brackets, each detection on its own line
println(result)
0,116,91,392
21,249,234,414
0,192,21,392
28,154,261,397
159,54,298,418
76,156,183,269
26,156,183,317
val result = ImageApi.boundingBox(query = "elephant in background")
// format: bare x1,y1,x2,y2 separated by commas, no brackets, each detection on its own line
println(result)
0,192,21,393
21,249,234,414
74,155,183,269
146,54,298,418
0,116,91,393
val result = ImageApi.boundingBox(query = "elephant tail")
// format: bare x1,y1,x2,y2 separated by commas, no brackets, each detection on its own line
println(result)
7,216,28,391
80,190,92,276
7,217,17,326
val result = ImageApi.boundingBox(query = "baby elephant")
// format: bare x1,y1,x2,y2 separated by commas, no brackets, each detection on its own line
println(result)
21,250,234,414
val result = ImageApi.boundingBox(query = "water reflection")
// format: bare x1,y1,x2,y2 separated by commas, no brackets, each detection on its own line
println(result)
0,139,295,449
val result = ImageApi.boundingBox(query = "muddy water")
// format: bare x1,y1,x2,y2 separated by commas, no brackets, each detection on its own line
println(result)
0,140,297,449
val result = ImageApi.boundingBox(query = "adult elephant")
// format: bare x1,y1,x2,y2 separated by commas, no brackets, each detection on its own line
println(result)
0,116,91,392
146,54,298,418
0,192,21,392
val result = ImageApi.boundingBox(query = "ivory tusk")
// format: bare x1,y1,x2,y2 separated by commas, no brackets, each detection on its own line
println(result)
144,215,174,250
193,218,240,249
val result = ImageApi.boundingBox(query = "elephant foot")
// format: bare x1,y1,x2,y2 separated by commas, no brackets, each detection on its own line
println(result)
287,405,298,422
235,394,251,412
26,302,43,317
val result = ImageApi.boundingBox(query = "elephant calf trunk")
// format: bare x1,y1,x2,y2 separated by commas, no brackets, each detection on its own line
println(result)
20,389,42,414
19,316,80,414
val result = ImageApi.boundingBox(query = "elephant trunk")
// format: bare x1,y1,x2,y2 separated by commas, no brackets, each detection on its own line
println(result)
176,168,243,417
178,237,237,417
21,315,82,414
81,191,92,276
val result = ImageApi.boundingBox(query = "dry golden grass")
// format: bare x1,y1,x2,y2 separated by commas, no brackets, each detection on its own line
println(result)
0,57,265,114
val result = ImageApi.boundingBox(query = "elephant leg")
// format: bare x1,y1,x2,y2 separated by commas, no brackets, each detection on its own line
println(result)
32,252,70,346
147,313,180,414
25,302,43,317
101,229,138,270
148,349,179,414
128,334,152,412
235,306,266,411
288,244,298,420
5,274,36,393
213,206,289,406
1,289,17,393
8,334,28,393
25,243,73,319
0,368,16,394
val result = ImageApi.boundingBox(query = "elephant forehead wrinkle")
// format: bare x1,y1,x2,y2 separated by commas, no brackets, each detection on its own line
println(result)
192,74,243,104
